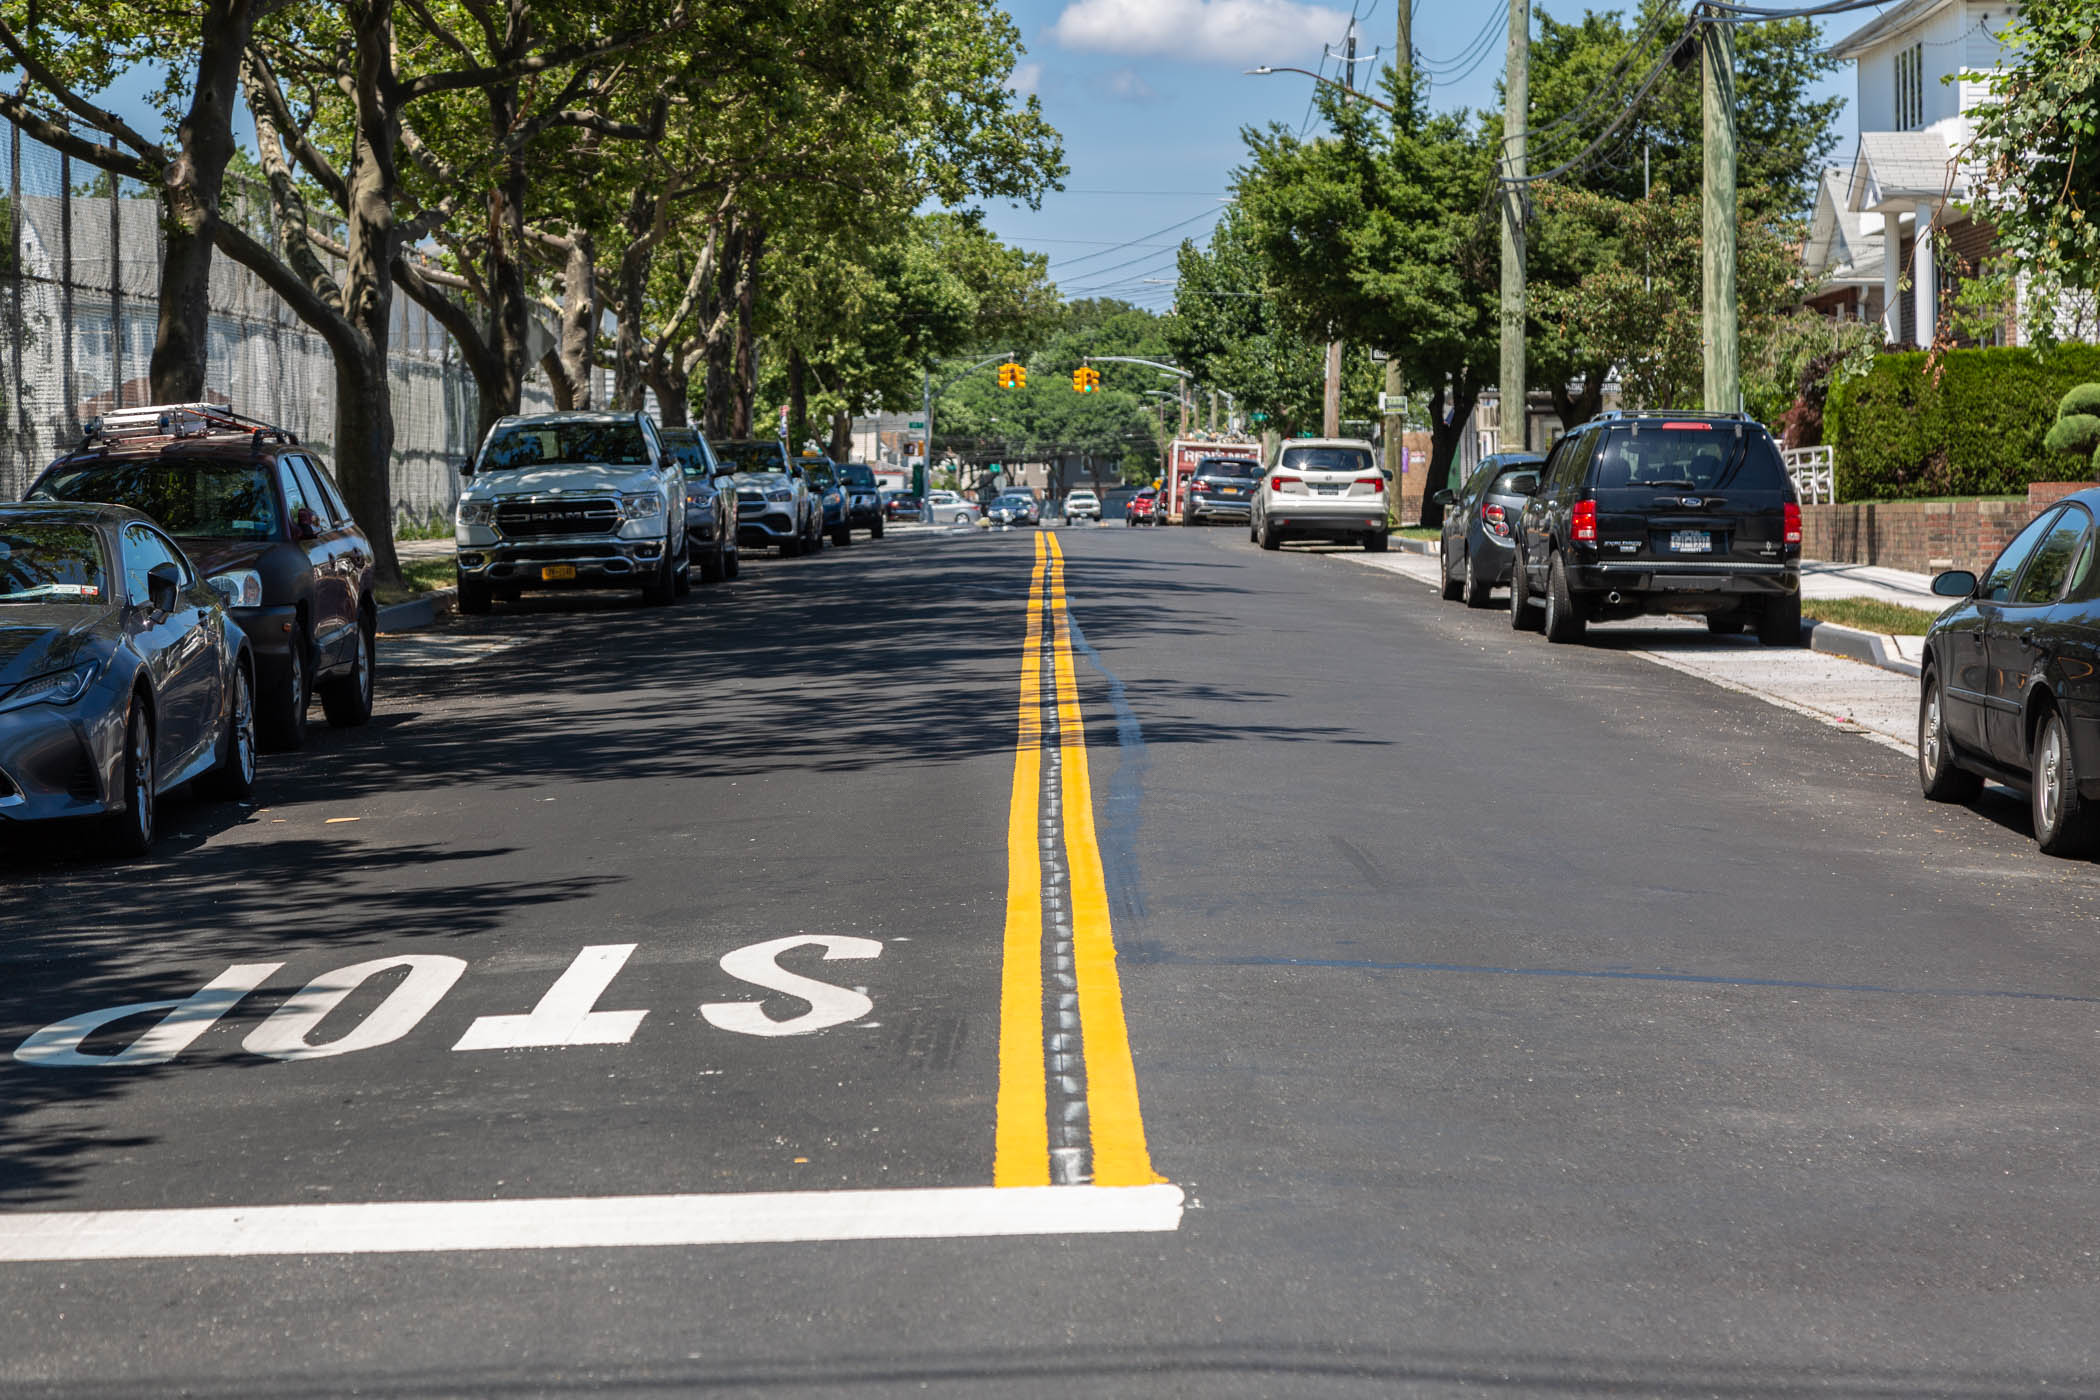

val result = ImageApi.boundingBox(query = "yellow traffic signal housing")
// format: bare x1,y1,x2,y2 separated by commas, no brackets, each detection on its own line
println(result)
998,360,1025,389
1073,366,1100,394
1072,368,1086,393
1014,364,1027,389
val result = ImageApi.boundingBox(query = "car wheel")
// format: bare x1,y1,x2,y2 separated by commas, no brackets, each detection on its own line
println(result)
832,523,851,547
1706,612,1748,635
259,625,310,751
673,547,693,597
780,534,801,558
1365,530,1389,554
724,545,741,579
319,613,375,727
107,699,156,856
1510,549,1542,631
2031,707,2098,857
952,511,969,525
699,543,725,584
1542,550,1586,643
1918,668,1983,804
1259,516,1281,551
872,517,885,539
457,574,493,615
1462,549,1493,609
641,541,678,605
1440,539,1463,600
198,661,256,802
1758,592,1804,647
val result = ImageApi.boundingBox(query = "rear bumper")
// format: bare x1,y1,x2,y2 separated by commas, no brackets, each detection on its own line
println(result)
1570,559,1797,595
1267,509,1386,533
1187,495,1253,520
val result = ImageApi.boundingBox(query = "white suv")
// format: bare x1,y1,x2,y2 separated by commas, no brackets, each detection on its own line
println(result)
1064,489,1101,522
1251,438,1389,553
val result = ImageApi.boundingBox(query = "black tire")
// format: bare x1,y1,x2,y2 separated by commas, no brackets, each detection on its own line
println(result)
319,612,375,728
1542,550,1586,643
1365,531,1389,554
1462,549,1493,609
2032,707,2098,857
832,523,851,547
780,534,802,558
724,545,740,579
106,700,156,857
871,517,885,539
952,511,971,525
1259,516,1281,551
699,542,725,585
197,661,256,803
1758,592,1804,647
1706,612,1749,635
673,544,692,597
1440,540,1463,601
1510,549,1542,631
641,544,678,605
1918,668,1983,804
457,574,493,615
259,625,310,751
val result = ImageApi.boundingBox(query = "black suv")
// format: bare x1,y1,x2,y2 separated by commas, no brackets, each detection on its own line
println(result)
1508,411,1802,646
1182,456,1264,525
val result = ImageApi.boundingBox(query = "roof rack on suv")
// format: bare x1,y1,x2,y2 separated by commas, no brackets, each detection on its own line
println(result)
80,402,299,452
1592,409,1753,423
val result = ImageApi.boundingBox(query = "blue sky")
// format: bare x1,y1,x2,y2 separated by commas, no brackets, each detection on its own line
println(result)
983,0,1869,313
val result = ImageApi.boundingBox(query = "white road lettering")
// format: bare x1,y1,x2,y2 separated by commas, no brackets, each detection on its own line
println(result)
453,944,648,1051
701,936,883,1038
13,963,283,1069
243,955,467,1061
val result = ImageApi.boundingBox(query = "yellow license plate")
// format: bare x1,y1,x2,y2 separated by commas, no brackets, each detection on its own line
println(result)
540,564,577,581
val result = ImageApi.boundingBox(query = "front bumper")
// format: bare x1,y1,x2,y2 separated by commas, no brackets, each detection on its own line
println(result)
0,689,119,823
228,603,300,662
737,504,799,544
455,529,668,588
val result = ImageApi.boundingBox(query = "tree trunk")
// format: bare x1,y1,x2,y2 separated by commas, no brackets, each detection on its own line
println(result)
828,408,851,463
1421,378,1481,529
732,221,763,437
1550,366,1605,431
787,348,808,451
481,86,530,440
554,231,596,409
151,0,253,402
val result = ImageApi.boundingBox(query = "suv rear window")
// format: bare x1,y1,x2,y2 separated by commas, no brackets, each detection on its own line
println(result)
38,459,283,538
1278,446,1373,474
481,422,650,470
1199,459,1261,478
841,464,878,488
714,441,789,473
1590,425,1787,492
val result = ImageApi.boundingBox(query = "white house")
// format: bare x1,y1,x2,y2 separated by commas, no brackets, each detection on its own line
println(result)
1821,0,2013,345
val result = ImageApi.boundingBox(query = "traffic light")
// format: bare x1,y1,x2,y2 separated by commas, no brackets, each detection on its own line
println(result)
1072,366,1099,394
996,363,1010,388
998,361,1025,389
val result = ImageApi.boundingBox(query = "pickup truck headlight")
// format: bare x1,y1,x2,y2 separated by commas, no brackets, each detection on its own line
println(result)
619,492,665,521
207,568,264,609
0,664,97,716
456,499,496,528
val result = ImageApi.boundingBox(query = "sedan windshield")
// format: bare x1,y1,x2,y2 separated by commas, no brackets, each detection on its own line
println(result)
1278,447,1373,474
481,422,651,470
37,459,282,538
0,524,109,603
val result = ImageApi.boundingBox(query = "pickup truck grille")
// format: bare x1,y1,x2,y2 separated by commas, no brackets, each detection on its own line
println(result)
496,497,620,537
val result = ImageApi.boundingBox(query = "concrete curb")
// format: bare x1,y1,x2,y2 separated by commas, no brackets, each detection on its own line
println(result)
1395,536,1437,556
1806,620,1921,679
377,588,456,634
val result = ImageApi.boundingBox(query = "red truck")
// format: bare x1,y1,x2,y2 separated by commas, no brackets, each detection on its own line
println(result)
1161,438,1263,524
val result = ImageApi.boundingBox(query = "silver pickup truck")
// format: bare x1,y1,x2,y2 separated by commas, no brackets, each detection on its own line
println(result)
453,412,688,613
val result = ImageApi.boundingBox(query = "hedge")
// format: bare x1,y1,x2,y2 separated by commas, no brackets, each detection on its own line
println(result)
1825,345,2100,500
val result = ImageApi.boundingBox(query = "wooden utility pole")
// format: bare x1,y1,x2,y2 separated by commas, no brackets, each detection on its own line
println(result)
1383,1,1410,513
1500,0,1529,455
1324,22,1356,439
1701,11,1739,412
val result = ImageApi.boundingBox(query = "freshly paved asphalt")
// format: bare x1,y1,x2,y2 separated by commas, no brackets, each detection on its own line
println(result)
3,522,2099,1396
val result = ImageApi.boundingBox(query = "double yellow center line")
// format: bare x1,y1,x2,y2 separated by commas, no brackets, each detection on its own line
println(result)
995,532,1162,1189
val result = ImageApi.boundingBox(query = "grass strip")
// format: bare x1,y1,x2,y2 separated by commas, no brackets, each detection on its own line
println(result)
1804,596,1943,636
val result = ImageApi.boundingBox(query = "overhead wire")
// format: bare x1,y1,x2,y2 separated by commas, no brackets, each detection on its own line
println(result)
1047,205,1231,269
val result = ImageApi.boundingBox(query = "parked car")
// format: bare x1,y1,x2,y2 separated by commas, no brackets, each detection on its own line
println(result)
717,438,820,556
1508,410,1802,645
0,501,255,854
1182,456,1265,526
658,426,740,583
882,490,924,522
1251,438,1388,552
801,456,851,548
1433,452,1546,609
839,462,885,539
31,403,375,749
924,490,980,525
1126,488,1158,526
1065,489,1101,523
987,492,1040,527
1919,489,2100,855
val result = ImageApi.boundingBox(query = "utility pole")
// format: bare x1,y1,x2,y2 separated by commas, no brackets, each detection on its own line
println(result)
1701,10,1739,412
1323,20,1356,440
1383,0,1411,514
1500,0,1528,455
919,371,933,497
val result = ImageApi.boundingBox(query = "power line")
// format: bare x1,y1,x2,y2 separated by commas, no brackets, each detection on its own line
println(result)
1047,205,1230,269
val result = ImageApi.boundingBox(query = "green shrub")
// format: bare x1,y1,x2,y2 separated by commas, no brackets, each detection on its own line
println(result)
1826,346,2100,499
2059,383,2100,419
2044,412,2100,457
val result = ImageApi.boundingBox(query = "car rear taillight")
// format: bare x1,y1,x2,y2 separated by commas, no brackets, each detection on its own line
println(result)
1482,502,1509,538
1783,501,1802,545
1571,498,1598,543
1271,475,1306,494
1355,476,1385,492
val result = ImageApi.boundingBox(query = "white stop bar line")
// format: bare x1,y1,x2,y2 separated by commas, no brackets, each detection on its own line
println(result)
0,1184,1186,1261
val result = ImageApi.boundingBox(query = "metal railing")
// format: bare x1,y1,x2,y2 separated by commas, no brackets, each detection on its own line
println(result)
1784,445,1835,505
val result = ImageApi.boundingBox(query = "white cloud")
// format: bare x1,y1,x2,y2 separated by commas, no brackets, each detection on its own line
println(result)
1047,0,1348,66
1098,66,1160,102
1009,61,1044,96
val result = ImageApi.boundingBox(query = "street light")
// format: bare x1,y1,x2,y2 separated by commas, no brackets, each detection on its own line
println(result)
1245,65,1398,115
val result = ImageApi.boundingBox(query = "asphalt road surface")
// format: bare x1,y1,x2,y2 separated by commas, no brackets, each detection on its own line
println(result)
3,523,2098,1397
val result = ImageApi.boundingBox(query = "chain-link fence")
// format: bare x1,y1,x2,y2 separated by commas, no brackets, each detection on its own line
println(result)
1,124,555,528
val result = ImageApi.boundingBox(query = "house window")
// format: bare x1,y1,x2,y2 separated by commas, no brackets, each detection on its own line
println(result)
1894,42,1925,130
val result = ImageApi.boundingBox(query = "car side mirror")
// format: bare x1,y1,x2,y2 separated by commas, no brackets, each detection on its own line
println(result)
146,562,181,614
455,457,475,479
1431,489,1456,506
1932,569,1979,598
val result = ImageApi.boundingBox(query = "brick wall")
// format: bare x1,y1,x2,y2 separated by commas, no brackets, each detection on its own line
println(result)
1800,484,2088,574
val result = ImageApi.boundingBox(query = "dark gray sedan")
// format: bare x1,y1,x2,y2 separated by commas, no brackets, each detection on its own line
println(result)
1434,452,1545,608
0,502,255,854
